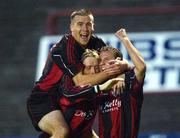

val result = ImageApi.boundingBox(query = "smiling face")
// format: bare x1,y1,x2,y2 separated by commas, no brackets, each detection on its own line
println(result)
70,15,94,46
99,46,123,71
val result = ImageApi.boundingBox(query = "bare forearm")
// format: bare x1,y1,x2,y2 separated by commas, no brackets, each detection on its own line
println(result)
121,37,146,72
74,71,109,86
122,37,146,82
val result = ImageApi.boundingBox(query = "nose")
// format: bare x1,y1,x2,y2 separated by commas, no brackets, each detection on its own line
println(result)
90,67,96,74
82,24,88,31
99,62,105,72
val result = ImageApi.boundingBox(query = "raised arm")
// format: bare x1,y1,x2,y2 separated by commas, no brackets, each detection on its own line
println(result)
115,28,146,83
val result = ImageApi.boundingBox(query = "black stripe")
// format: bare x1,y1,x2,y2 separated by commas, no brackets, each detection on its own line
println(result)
121,71,135,138
100,96,112,138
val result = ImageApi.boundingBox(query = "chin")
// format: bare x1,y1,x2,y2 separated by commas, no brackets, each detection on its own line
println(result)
80,41,89,46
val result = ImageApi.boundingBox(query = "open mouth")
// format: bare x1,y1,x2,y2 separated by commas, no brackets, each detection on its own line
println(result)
80,34,89,40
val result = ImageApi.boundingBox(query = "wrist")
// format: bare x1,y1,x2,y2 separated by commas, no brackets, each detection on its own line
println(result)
121,37,129,43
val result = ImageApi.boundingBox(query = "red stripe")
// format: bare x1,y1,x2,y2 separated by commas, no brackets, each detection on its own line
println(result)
109,97,121,138
38,63,63,91
70,36,73,63
65,75,70,89
67,36,71,64
70,36,75,64
69,36,72,63
130,99,134,138
130,96,138,138
67,36,75,65
98,111,105,138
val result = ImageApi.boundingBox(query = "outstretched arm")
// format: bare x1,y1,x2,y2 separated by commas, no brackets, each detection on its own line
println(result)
73,71,111,86
115,28,146,83
59,74,121,104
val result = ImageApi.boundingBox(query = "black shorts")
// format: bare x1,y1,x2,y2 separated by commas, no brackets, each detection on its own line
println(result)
27,88,60,131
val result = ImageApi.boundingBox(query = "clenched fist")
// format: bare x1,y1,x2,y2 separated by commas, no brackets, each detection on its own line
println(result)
115,28,129,41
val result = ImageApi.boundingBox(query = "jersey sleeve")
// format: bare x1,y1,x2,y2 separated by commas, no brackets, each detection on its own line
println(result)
125,69,144,100
59,73,100,103
50,35,84,76
88,35,106,51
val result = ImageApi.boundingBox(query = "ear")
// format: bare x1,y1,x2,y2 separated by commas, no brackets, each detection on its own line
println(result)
70,23,73,32
92,23,95,32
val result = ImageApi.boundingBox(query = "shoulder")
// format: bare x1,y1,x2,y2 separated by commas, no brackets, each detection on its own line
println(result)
125,69,144,91
91,34,104,42
124,69,144,99
124,69,135,87
50,34,73,52
88,34,106,50
125,69,135,79
57,34,72,46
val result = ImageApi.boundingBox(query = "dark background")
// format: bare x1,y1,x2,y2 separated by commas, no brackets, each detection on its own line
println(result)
0,0,180,137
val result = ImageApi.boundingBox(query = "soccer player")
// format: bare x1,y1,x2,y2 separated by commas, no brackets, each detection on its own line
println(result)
73,28,146,138
97,28,146,138
27,9,129,138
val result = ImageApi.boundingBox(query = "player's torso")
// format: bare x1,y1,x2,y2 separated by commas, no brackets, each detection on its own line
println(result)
98,94,122,138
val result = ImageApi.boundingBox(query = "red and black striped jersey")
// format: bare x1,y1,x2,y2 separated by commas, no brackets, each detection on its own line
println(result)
60,99,97,138
98,94,122,138
33,34,105,92
58,73,100,107
98,69,144,138
58,73,100,138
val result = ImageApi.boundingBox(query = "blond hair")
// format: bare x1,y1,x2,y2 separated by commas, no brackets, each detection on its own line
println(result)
81,49,99,62
70,9,94,23
99,46,123,60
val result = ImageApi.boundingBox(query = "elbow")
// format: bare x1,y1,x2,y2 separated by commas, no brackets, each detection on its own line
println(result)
138,62,146,74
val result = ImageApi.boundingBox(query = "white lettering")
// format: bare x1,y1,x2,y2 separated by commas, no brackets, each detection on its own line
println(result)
100,99,121,113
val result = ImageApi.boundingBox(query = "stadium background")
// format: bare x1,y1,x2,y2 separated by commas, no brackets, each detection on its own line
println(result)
0,0,180,137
